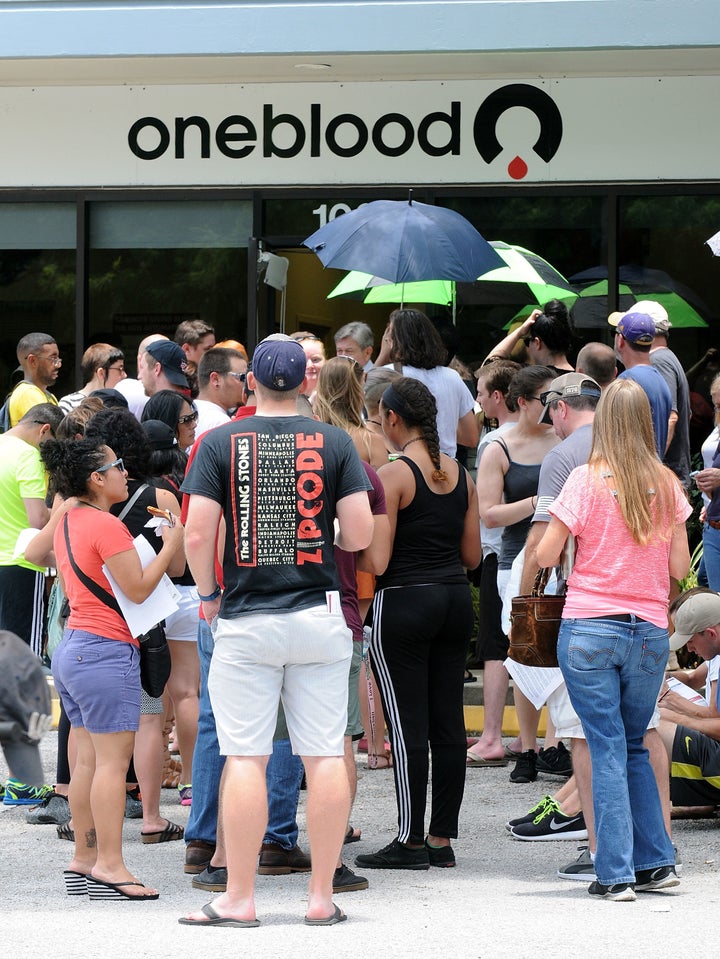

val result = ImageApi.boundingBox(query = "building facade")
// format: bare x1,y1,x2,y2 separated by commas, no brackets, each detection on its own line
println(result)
1,0,719,390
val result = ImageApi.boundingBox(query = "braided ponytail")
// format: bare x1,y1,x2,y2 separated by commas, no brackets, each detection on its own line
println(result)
382,377,448,482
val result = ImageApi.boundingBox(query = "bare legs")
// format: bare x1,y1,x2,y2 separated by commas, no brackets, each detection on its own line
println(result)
181,751,350,924
67,726,156,897
132,713,166,833
467,660,508,761
166,639,200,783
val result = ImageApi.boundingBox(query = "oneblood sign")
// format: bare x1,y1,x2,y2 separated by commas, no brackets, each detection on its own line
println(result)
128,83,562,182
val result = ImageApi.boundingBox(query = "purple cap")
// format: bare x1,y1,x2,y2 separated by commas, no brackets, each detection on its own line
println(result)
616,312,655,345
252,334,307,392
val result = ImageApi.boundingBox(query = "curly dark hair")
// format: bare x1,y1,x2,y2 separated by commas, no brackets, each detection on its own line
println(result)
40,438,108,499
389,309,447,370
382,376,447,481
84,407,152,481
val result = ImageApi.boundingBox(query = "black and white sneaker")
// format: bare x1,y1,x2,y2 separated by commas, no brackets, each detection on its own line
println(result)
557,845,596,881
510,807,587,841
588,881,636,902
536,742,573,778
634,866,680,892
506,794,555,831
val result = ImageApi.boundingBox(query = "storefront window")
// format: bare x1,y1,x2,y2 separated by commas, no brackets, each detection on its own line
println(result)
439,194,605,362
618,193,720,365
0,202,76,394
88,200,252,370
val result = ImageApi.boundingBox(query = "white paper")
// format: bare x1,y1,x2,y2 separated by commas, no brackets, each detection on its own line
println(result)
665,675,709,707
102,535,180,638
13,527,41,562
504,659,565,711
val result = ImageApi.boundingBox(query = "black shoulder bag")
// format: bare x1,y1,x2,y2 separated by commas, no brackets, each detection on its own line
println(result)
62,513,171,697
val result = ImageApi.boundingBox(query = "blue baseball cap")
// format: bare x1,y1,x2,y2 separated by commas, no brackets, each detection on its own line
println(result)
252,334,307,391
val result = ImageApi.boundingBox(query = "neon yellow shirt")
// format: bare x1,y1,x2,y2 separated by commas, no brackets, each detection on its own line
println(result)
0,434,47,570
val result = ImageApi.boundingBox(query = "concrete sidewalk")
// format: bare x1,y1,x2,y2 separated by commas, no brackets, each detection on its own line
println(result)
2,731,718,959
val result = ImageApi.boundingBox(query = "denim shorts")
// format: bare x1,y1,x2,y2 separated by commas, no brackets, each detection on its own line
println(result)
52,629,141,733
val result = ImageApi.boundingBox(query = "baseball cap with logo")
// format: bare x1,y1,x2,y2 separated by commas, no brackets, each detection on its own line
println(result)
615,311,655,346
632,299,671,334
670,592,720,650
538,372,602,425
252,334,307,392
145,340,189,389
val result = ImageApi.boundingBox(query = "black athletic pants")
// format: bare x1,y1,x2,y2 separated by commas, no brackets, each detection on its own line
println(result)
371,583,474,844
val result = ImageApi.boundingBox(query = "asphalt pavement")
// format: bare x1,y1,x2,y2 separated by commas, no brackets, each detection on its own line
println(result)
2,733,718,959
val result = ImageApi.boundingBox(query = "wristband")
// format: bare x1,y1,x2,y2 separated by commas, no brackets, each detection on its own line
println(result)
198,585,221,602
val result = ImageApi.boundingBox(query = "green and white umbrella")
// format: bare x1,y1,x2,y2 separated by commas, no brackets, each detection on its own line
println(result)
569,280,708,329
327,242,576,315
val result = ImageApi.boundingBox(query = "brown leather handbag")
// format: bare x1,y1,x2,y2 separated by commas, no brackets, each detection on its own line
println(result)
508,568,566,668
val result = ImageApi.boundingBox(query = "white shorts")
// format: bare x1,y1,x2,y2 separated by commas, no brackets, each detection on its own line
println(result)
164,584,200,643
548,683,661,740
209,604,352,757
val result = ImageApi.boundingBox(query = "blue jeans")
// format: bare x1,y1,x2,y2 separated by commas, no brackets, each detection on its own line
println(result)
185,619,224,845
702,522,720,590
264,738,304,849
558,616,674,886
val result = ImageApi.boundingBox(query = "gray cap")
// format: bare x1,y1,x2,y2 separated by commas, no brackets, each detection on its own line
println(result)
671,592,720,650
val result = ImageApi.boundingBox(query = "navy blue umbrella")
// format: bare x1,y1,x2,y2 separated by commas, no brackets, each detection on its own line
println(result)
303,198,503,283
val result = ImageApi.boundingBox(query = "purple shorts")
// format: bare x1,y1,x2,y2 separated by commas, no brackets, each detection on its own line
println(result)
52,629,141,733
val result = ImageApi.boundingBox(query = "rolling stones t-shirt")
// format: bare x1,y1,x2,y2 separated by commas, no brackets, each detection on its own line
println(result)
181,414,370,616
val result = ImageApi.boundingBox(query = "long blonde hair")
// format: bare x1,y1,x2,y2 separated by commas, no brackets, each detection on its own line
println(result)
588,378,680,545
313,356,365,431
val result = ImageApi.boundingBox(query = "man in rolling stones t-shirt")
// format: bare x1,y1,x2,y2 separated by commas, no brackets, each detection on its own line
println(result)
180,334,373,928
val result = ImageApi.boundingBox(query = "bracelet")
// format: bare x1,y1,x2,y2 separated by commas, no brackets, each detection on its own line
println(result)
198,585,221,602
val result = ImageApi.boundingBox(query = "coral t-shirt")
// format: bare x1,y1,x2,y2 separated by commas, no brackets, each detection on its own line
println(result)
549,465,691,628
54,507,137,645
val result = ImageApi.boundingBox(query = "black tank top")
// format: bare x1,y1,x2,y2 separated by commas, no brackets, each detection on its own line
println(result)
377,456,469,589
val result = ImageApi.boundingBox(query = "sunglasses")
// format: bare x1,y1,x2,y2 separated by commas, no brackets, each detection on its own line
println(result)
539,390,562,406
178,410,199,425
226,371,246,383
96,457,125,474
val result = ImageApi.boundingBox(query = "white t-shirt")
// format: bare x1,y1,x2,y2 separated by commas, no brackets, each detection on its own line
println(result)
115,377,148,421
387,364,474,458
194,398,230,437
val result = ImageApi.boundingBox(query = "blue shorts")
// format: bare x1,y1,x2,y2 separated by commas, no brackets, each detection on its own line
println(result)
52,629,141,734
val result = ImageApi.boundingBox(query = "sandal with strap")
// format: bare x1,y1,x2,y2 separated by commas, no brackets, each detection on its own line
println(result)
57,821,75,842
367,750,393,770
141,819,184,844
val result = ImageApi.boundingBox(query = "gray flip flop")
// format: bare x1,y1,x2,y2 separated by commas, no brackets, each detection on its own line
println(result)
178,902,260,927
304,903,347,926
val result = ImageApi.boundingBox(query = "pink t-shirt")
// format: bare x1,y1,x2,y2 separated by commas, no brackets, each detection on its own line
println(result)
549,464,691,628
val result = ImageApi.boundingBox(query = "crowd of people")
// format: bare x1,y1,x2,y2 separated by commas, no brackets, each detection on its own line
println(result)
0,300,719,920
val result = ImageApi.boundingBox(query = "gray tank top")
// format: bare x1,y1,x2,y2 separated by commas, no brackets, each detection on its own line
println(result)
493,436,541,570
